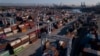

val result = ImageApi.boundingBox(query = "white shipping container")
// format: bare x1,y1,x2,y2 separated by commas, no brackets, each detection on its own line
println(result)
21,35,29,41
30,33,36,39
4,27,12,33
19,24,24,28
6,33,13,37
13,30,18,34
10,41,16,46
15,39,21,44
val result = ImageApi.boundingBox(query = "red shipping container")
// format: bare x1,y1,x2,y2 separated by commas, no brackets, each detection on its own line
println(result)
11,24,17,31
18,24,27,33
10,39,22,49
28,20,35,29
24,22,30,29
0,43,7,51
28,31,38,43
20,35,30,45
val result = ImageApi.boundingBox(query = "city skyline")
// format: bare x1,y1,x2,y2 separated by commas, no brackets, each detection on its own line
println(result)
0,0,100,6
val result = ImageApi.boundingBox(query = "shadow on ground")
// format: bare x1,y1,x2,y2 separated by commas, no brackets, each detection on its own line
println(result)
57,22,74,36
29,47,42,56
57,26,68,35
0,39,9,44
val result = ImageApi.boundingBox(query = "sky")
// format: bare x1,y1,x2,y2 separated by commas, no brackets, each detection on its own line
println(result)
0,0,100,6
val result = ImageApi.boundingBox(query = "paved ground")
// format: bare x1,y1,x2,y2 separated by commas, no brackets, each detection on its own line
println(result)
18,39,41,56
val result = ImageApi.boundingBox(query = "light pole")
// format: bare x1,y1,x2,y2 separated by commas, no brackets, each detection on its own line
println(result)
46,20,52,41
47,20,52,34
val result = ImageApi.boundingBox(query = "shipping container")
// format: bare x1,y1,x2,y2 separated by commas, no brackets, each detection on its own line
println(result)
13,30,18,34
0,44,7,51
28,31,38,44
4,27,12,33
0,33,6,39
24,22,30,29
4,27,13,37
0,29,4,35
18,24,27,33
10,39,22,49
11,24,17,31
20,35,30,45
6,32,13,37
28,20,35,29
14,45,24,55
